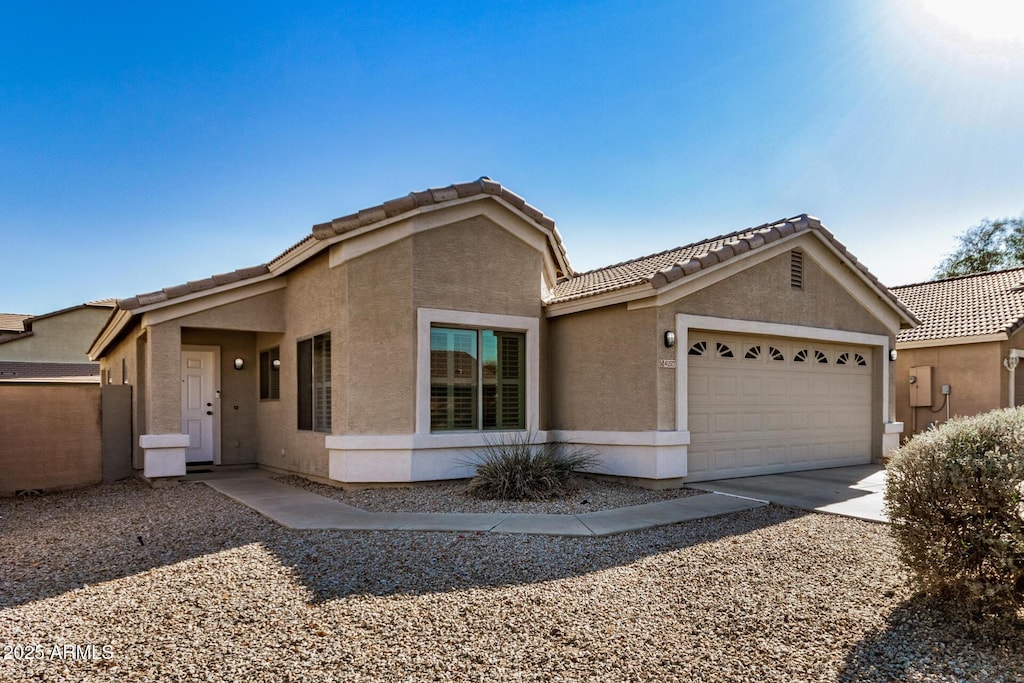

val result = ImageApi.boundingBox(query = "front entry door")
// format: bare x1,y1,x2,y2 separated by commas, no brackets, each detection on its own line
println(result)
181,348,218,463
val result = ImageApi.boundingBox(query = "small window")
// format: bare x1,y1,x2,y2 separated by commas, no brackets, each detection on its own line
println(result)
855,353,867,367
298,334,331,432
769,346,785,362
794,349,808,362
121,357,129,384
744,345,761,360
837,352,849,366
716,342,734,358
260,347,280,400
815,350,829,364
791,250,804,289
688,341,707,356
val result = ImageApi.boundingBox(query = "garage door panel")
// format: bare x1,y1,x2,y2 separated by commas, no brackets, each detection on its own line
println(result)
687,332,872,481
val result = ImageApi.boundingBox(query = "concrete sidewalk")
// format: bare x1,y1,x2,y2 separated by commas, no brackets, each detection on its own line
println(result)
194,470,767,537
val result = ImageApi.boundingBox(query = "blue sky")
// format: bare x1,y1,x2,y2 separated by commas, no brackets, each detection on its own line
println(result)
3,1,1023,314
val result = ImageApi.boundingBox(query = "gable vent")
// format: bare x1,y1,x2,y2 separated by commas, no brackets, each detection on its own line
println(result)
790,250,804,289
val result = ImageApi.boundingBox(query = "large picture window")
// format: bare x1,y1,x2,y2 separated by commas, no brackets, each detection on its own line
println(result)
297,333,331,432
430,327,525,431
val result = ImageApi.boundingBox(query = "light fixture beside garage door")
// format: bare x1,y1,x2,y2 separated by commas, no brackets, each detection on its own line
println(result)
664,330,676,348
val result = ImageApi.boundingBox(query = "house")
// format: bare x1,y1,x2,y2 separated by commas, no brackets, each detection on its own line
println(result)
891,267,1024,438
0,301,115,383
88,178,917,486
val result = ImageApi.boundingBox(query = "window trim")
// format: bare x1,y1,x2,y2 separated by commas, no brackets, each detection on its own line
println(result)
416,308,539,436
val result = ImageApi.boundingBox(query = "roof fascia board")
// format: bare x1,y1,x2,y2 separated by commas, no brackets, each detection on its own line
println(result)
544,284,655,317
88,308,134,360
327,195,566,288
268,236,325,275
896,333,1008,349
140,277,287,327
0,331,33,346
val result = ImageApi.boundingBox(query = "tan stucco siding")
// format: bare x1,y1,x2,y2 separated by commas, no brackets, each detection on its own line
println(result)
661,251,891,338
254,253,340,478
344,236,415,435
895,341,1004,438
146,324,181,434
167,290,285,332
0,307,111,362
411,216,545,319
548,304,657,431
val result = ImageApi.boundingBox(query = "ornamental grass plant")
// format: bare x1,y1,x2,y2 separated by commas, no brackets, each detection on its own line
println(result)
885,408,1024,614
466,431,601,501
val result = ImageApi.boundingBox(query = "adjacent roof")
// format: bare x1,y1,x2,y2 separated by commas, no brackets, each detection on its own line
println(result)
892,267,1024,344
0,361,100,383
549,214,917,329
0,313,30,333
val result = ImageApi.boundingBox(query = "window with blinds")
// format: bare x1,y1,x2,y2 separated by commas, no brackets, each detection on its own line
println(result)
430,327,525,431
297,333,331,432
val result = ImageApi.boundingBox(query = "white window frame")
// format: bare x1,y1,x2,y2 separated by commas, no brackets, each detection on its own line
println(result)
416,308,539,437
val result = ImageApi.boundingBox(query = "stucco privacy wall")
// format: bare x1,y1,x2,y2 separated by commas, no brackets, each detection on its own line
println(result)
0,384,101,494
895,340,1005,438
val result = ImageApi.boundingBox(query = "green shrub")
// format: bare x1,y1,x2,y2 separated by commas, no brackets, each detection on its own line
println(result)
885,408,1024,612
466,432,600,501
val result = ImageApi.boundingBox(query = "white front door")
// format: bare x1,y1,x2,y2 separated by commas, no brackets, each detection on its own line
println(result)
181,347,218,464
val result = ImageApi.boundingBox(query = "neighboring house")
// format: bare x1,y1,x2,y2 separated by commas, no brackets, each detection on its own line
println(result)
0,313,31,343
891,267,1024,438
88,178,917,486
0,301,115,383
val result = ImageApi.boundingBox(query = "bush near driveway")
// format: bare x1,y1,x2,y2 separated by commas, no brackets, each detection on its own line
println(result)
885,408,1024,613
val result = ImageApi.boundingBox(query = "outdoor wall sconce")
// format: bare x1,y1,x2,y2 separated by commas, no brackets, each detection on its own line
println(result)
889,349,898,362
664,330,676,348
272,359,281,371
233,358,245,371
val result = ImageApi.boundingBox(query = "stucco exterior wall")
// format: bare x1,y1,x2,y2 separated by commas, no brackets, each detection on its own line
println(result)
0,384,102,494
895,340,1004,438
548,304,658,432
0,306,112,362
255,253,340,478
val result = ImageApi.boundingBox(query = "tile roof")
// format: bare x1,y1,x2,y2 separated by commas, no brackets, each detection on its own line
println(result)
118,265,272,311
0,313,30,332
892,267,1024,343
0,361,100,383
119,178,572,312
548,214,909,318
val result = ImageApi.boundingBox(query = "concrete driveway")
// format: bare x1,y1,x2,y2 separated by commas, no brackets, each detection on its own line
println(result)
693,464,888,522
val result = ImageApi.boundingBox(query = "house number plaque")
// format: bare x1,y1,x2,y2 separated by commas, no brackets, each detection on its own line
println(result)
658,359,677,368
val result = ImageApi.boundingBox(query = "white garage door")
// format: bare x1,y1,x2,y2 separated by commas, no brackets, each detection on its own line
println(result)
686,332,873,481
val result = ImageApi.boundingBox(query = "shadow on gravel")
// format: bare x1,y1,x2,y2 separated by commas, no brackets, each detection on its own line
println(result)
0,478,801,609
838,595,1024,682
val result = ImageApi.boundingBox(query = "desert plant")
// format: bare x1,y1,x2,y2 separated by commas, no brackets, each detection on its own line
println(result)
466,432,600,501
885,408,1024,613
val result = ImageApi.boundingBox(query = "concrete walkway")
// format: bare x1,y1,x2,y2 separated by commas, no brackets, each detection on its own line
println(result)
696,464,888,523
193,470,767,537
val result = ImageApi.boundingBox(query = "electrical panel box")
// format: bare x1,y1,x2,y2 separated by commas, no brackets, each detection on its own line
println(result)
909,365,933,407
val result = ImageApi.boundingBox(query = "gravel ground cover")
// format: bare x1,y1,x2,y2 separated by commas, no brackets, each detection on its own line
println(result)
2,478,1022,682
275,475,702,514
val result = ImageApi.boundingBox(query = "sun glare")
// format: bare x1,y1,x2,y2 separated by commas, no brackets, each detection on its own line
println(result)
909,0,1024,52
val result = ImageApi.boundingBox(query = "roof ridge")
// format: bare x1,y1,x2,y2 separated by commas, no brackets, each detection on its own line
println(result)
891,265,1024,290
